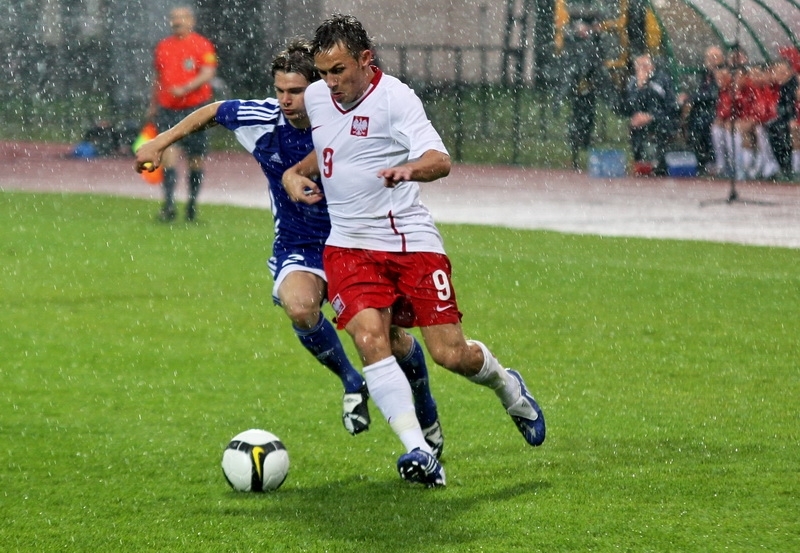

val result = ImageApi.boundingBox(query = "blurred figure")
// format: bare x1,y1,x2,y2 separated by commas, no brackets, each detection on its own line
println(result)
561,7,608,170
748,65,780,179
727,44,748,71
793,102,800,176
710,67,734,177
623,53,679,175
778,46,800,175
766,57,799,180
147,6,217,222
684,46,723,175
731,64,759,180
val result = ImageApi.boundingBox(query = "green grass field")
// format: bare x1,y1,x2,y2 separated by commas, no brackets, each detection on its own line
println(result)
2,192,798,552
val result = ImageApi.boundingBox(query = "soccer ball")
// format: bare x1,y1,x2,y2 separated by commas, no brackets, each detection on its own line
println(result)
221,429,289,492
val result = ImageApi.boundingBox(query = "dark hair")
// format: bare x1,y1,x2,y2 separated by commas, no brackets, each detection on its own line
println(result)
311,13,373,60
271,39,319,83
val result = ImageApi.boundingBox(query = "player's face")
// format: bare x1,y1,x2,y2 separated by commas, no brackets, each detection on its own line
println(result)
634,55,653,79
274,71,310,129
169,8,194,37
771,62,791,84
314,42,373,105
705,48,724,70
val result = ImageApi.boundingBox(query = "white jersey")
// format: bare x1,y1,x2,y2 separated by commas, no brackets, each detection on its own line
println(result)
305,68,449,253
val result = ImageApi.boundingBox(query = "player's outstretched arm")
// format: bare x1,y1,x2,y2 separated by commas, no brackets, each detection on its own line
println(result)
283,151,323,204
378,149,451,188
169,65,216,98
134,101,222,173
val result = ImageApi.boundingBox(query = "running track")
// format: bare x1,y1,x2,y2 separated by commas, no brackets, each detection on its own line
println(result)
3,141,799,249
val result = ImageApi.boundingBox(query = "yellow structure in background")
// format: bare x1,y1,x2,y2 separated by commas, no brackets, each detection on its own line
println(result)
554,0,664,86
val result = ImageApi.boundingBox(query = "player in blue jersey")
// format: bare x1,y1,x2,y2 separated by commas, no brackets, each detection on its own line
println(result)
134,40,444,455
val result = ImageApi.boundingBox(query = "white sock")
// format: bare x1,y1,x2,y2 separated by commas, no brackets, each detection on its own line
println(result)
734,132,746,179
724,128,734,172
711,125,727,173
793,150,800,174
466,340,519,408
363,356,430,454
755,126,779,178
756,126,776,162
742,148,755,179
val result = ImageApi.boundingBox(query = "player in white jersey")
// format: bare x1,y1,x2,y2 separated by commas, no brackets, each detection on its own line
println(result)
283,14,546,488
303,67,448,253
135,40,443,455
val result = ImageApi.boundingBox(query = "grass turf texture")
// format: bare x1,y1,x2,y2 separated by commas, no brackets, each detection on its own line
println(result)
2,192,798,552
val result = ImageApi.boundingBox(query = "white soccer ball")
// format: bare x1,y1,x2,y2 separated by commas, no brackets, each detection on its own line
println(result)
221,429,289,492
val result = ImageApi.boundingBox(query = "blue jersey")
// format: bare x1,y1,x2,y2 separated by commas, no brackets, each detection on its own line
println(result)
215,98,330,251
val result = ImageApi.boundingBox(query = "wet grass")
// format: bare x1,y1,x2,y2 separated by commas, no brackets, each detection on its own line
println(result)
2,192,798,552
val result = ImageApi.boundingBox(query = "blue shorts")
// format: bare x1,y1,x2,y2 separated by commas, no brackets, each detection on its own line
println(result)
268,245,326,306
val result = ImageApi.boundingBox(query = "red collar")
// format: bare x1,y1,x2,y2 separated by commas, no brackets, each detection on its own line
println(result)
330,66,383,114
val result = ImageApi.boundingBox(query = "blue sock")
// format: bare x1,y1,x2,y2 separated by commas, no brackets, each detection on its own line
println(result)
294,315,364,394
397,336,438,428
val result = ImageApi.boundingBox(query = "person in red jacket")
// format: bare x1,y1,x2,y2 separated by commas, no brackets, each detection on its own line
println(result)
731,65,758,179
750,65,780,179
147,6,217,222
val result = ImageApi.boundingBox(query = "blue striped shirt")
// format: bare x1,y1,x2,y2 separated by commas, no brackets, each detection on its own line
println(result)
215,98,330,250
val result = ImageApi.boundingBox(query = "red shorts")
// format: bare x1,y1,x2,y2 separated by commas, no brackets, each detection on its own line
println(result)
323,246,463,329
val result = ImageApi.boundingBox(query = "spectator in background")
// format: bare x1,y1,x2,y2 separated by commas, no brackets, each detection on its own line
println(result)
748,64,780,179
731,63,759,180
766,57,799,180
147,6,217,222
778,46,800,176
624,53,679,175
562,7,608,170
684,46,724,175
727,44,748,71
793,93,800,177
710,66,734,177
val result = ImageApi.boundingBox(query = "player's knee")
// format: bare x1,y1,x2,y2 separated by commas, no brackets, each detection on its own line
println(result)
350,327,392,363
283,302,320,329
428,343,469,372
388,327,412,357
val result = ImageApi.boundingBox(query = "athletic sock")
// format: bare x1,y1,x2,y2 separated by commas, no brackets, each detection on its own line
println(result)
162,167,177,208
711,125,727,174
397,335,438,428
466,339,519,408
793,150,800,175
742,147,755,179
724,128,734,173
188,169,203,203
734,132,746,180
294,314,364,393
755,126,778,177
363,356,430,454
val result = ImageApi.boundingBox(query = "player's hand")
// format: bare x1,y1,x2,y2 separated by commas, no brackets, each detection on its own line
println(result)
169,85,187,98
630,112,653,128
282,171,323,204
134,140,162,174
378,166,413,188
